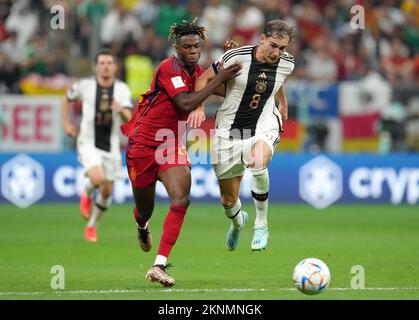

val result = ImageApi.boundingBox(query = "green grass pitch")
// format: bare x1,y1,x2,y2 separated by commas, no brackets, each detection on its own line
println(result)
0,203,418,300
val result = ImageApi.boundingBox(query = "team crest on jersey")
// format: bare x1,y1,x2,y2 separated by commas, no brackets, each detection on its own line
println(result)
129,166,137,182
255,81,267,93
255,72,268,93
99,91,111,111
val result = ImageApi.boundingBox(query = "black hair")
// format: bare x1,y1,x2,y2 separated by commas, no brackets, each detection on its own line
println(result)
168,18,207,42
263,20,295,41
94,49,116,64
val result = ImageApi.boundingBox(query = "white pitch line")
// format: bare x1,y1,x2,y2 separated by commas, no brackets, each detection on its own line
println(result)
1,287,419,296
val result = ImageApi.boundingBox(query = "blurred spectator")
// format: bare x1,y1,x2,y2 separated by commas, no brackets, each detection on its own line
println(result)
334,35,367,81
358,66,392,116
305,119,329,153
134,0,160,26
257,0,293,22
76,0,108,56
5,0,38,48
100,2,143,49
375,2,406,38
232,1,265,45
122,46,154,100
405,97,419,151
135,25,166,65
200,0,233,47
304,35,338,82
293,0,324,46
382,37,416,84
0,50,20,93
155,0,189,39
401,9,419,55
286,36,305,79
149,30,170,65
0,20,6,42
19,33,48,76
0,30,26,64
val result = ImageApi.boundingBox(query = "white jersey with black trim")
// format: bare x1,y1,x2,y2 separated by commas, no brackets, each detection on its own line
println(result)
66,77,133,154
212,45,294,139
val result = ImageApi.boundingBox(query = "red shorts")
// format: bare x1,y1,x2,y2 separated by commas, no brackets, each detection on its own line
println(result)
126,142,191,188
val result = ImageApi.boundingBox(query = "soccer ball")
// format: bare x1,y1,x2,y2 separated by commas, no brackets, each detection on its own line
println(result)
293,258,331,295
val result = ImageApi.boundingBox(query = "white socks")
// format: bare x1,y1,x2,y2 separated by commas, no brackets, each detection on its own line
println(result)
85,180,96,197
154,255,167,266
251,168,269,229
87,194,112,227
223,199,243,229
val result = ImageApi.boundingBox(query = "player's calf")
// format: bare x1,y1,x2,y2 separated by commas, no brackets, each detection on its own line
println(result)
134,208,152,251
80,192,93,220
137,224,152,252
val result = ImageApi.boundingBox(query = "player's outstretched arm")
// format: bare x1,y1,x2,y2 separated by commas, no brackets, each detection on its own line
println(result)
111,99,132,123
172,62,242,112
196,67,216,93
61,95,77,137
186,67,217,128
187,105,206,129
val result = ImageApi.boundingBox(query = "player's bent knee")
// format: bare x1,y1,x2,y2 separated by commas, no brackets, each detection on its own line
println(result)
171,196,190,209
101,189,112,198
99,184,113,198
91,176,106,188
220,195,239,208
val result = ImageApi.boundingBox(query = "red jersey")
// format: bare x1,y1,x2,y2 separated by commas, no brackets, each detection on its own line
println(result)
121,56,205,147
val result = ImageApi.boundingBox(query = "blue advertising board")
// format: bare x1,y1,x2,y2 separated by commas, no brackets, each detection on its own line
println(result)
0,153,418,208
287,82,339,119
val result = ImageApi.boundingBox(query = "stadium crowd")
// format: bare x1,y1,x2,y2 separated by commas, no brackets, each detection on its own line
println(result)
0,0,418,151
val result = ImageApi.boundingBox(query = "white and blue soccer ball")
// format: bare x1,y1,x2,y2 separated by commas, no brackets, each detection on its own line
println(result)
293,258,331,295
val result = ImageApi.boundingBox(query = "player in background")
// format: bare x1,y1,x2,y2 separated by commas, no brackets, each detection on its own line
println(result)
121,20,241,287
61,49,133,242
192,19,295,252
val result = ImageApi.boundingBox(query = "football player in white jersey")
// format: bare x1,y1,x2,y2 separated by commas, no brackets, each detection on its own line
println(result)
61,49,133,242
191,20,295,251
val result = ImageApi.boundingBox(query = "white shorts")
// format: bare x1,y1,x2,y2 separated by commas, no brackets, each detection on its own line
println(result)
77,142,123,181
211,130,279,180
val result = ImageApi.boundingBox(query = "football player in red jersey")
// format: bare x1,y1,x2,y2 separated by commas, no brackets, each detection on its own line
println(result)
121,20,241,287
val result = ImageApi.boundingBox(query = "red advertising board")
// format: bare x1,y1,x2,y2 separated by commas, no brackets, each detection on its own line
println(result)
0,96,63,152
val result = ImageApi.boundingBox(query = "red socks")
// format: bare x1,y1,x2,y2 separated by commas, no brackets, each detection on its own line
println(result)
157,204,187,258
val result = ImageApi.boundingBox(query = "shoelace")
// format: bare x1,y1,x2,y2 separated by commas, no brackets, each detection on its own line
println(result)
156,263,174,273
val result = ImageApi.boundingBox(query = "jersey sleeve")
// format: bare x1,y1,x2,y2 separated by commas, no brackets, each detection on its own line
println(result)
119,83,133,108
158,60,189,98
287,62,295,76
282,52,295,76
211,48,242,74
66,80,82,101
